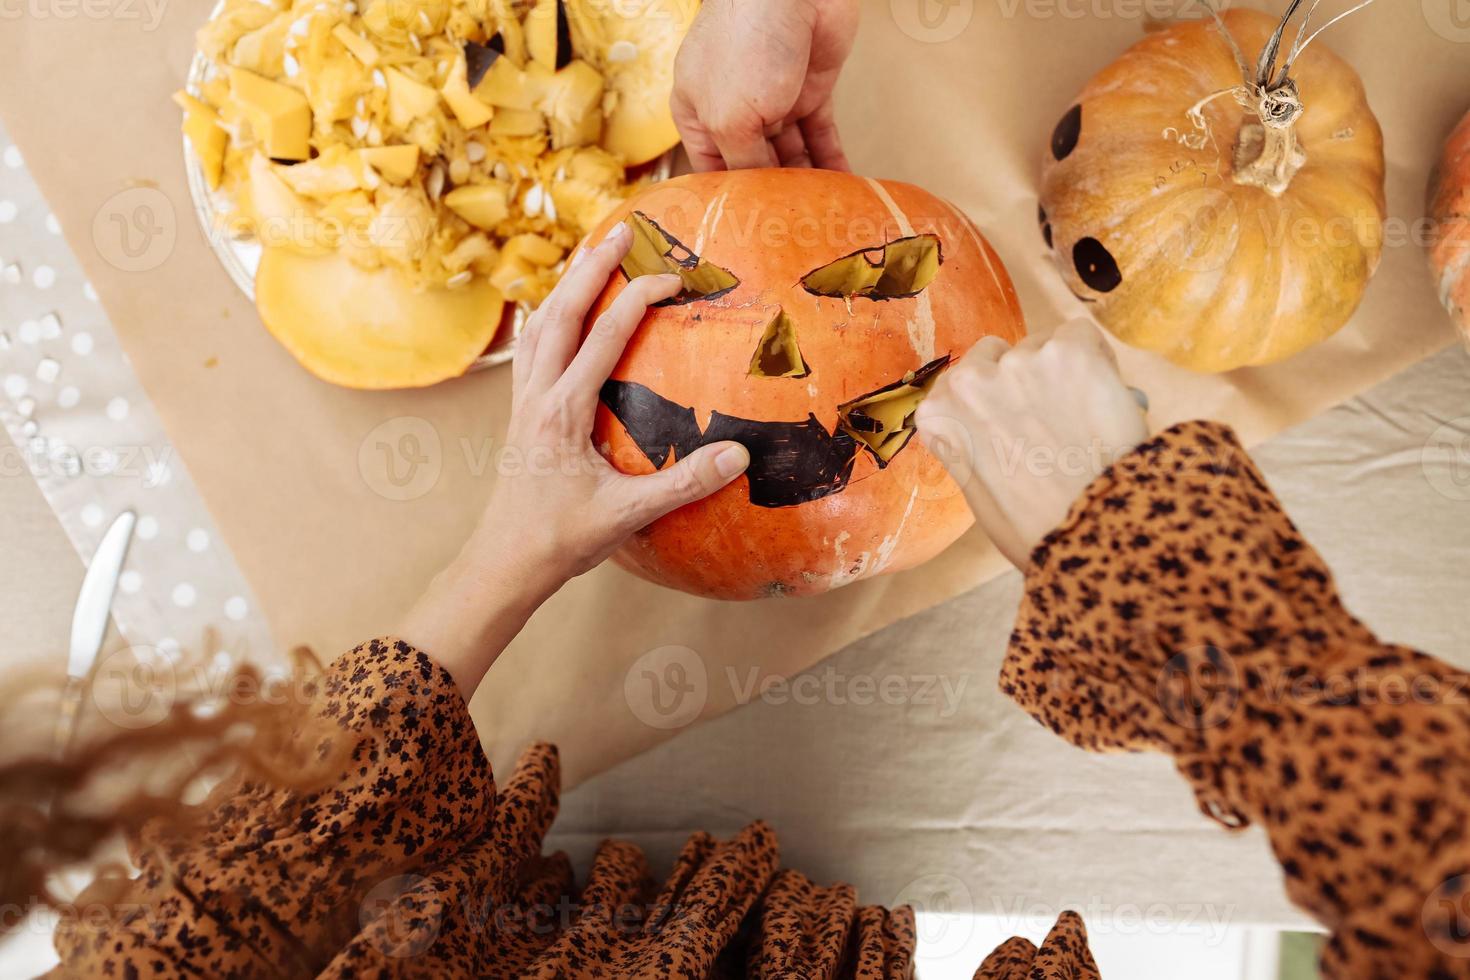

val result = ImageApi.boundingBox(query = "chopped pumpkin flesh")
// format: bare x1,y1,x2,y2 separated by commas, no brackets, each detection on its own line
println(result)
541,60,604,149
802,235,943,300
621,211,739,303
837,356,951,466
445,182,512,230
186,0,690,309
503,232,563,266
384,67,440,129
474,57,553,109
227,67,311,161
174,91,227,190
359,145,420,184
441,51,494,129
561,0,696,165
331,24,380,67
527,0,573,70
749,309,809,378
488,107,547,137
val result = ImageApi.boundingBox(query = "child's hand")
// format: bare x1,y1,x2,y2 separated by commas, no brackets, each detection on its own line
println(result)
401,223,749,694
915,320,1148,568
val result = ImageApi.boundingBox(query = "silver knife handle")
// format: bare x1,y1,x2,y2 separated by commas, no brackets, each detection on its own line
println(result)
52,675,86,761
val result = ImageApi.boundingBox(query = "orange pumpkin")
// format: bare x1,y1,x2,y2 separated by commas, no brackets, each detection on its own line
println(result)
1427,109,1470,346
583,169,1025,600
1039,8,1385,372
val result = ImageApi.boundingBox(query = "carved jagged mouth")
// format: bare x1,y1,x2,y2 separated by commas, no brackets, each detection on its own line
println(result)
599,355,951,509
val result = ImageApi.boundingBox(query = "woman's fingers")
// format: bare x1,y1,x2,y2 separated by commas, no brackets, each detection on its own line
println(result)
512,250,589,408
968,335,1012,366
511,314,541,412
1054,317,1119,370
772,124,813,168
915,394,1033,567
558,272,683,421
526,222,632,394
712,107,782,170
612,441,750,531
672,93,729,172
799,99,849,172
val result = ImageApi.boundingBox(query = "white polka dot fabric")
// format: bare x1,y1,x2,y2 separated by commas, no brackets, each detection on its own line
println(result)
0,122,275,668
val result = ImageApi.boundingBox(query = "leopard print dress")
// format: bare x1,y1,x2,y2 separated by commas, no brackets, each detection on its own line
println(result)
51,422,1468,978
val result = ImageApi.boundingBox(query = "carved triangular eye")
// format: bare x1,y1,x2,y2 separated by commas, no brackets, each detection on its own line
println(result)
802,234,942,300
620,211,740,305
748,308,810,379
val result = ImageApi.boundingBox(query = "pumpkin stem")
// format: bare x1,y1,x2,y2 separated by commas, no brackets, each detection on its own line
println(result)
1232,82,1307,196
1279,0,1377,81
1253,0,1304,88
1197,0,1251,86
1219,0,1376,195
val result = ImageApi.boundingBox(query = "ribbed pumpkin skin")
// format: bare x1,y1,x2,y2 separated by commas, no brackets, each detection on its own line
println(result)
1428,110,1470,345
1039,9,1385,373
584,169,1025,600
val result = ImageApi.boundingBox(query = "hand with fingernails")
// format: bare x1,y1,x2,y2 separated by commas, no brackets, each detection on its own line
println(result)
671,0,859,171
915,319,1150,569
400,221,750,695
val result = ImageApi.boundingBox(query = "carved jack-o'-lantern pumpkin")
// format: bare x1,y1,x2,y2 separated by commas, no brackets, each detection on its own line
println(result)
583,170,1025,600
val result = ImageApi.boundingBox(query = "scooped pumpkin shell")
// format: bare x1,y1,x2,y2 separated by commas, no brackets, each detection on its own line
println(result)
255,246,505,389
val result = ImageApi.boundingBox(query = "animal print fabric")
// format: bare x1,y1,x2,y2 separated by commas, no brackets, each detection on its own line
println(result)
47,636,1088,978
1005,421,1470,978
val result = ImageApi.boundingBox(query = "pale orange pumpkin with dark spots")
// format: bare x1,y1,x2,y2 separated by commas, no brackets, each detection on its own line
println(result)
1039,7,1385,372
582,169,1025,600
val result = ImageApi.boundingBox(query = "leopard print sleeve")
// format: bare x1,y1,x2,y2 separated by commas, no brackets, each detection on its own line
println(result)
51,638,929,980
53,637,497,978
972,911,1099,980
1002,420,1470,978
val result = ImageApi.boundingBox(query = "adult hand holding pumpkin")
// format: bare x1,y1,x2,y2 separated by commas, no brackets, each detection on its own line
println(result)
400,222,751,695
671,0,858,171
915,321,1148,568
